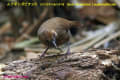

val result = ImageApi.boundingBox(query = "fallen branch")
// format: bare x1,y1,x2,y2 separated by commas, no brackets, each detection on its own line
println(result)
0,49,120,80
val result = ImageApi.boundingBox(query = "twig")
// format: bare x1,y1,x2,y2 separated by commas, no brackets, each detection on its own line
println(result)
14,37,39,48
70,22,118,48
24,48,61,54
0,22,11,35
70,35,107,52
94,30,120,48
69,21,119,52
82,33,108,50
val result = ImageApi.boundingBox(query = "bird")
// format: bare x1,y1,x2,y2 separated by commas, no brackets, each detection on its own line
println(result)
37,17,83,57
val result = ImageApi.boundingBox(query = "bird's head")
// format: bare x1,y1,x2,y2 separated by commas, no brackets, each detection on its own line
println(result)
42,30,58,48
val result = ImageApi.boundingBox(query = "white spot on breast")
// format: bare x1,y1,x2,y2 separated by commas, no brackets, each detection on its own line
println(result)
51,30,58,36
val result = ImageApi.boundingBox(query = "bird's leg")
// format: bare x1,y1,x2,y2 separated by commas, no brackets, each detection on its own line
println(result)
40,47,49,58
65,30,72,56
57,42,71,63
65,42,71,56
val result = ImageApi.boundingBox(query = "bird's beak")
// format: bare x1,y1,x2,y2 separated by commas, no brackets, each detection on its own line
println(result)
52,36,58,48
